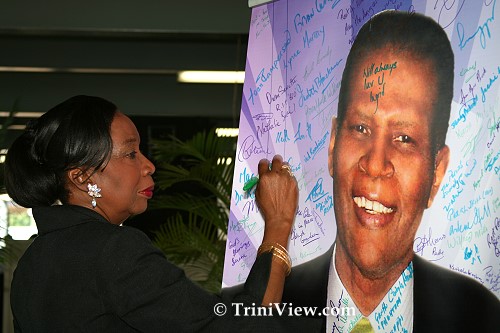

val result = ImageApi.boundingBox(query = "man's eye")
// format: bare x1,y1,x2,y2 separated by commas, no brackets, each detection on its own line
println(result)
354,125,368,134
395,134,413,144
127,151,138,159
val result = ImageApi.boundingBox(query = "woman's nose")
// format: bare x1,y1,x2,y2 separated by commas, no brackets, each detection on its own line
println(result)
143,155,156,176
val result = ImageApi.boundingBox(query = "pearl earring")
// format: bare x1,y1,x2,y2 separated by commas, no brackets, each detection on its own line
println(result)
87,183,102,208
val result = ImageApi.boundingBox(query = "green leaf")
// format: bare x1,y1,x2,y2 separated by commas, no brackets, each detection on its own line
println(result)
150,128,236,292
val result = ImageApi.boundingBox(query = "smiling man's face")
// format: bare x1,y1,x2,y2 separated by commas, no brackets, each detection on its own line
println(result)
329,45,450,279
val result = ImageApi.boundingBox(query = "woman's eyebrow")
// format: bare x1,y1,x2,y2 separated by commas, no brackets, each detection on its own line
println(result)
120,137,138,145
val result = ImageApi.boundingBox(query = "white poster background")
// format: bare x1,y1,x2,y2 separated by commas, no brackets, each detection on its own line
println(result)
223,0,499,299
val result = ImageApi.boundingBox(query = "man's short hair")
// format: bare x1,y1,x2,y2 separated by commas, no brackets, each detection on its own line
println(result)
337,10,454,155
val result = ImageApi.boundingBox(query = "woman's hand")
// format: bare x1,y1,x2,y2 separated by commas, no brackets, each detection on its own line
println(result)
255,155,298,305
256,154,298,246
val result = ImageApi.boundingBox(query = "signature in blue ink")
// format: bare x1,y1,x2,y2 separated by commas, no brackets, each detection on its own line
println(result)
280,101,296,121
242,199,260,219
485,151,500,172
450,95,478,129
306,178,327,203
480,67,499,103
484,265,500,292
464,243,482,265
276,129,290,143
316,0,341,13
237,135,271,162
257,118,281,138
283,48,301,71
464,159,477,177
291,227,320,246
303,25,325,49
413,226,446,256
314,58,343,95
434,0,466,29
449,263,484,284
487,217,500,257
312,208,326,236
457,0,496,50
252,113,273,121
315,195,333,216
229,216,262,237
294,122,306,143
248,30,292,105
304,132,329,162
294,8,315,34
297,82,319,108
440,170,465,199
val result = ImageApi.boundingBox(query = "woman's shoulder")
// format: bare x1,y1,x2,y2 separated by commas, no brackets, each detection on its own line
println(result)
32,205,154,252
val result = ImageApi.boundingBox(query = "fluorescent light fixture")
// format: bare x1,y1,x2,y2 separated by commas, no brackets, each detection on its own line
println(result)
0,111,43,131
178,71,245,84
0,125,26,130
0,66,177,75
0,111,44,118
0,149,7,163
217,157,233,165
215,128,239,137
0,66,57,73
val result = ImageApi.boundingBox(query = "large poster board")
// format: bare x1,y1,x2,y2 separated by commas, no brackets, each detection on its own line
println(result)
223,0,499,299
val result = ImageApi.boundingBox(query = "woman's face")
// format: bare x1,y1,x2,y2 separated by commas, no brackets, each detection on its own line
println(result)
90,112,155,224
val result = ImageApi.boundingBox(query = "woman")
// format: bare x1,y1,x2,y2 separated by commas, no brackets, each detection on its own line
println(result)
5,95,298,332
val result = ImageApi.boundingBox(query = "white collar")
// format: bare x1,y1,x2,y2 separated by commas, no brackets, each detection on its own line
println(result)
326,245,414,333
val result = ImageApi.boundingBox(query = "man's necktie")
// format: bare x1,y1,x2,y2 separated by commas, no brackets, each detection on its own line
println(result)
350,317,374,333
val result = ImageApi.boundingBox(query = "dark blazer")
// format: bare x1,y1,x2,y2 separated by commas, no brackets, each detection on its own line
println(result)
10,205,292,333
279,244,500,332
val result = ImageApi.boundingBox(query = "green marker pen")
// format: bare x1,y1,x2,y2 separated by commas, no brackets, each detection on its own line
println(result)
243,176,259,192
242,163,271,192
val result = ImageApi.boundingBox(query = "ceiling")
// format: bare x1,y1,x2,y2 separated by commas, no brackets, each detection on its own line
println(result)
0,0,254,145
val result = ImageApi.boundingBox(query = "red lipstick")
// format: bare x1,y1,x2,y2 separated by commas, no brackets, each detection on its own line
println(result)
140,186,154,199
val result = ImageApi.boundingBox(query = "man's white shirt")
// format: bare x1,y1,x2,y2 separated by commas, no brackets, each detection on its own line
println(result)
326,246,414,333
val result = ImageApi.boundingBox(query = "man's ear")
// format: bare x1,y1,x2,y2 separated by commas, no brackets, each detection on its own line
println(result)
67,168,90,192
427,145,450,208
328,117,338,178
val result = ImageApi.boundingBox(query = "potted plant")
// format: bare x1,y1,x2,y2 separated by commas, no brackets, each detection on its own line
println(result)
149,129,236,293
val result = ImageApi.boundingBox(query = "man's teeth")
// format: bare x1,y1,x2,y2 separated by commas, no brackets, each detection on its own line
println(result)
353,197,393,214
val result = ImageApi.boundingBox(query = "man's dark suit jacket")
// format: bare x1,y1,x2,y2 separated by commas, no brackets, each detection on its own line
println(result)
281,244,499,332
224,244,499,332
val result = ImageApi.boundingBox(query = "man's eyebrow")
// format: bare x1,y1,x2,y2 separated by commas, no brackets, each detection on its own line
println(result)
350,108,374,122
391,119,419,128
350,110,420,129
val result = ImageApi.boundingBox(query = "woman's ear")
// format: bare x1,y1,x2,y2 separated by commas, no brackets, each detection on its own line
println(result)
328,117,338,178
427,145,450,208
67,168,90,192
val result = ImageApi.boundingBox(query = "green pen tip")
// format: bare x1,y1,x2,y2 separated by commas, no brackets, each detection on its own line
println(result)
243,176,259,191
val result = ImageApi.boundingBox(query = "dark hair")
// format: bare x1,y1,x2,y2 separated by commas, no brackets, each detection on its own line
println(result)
4,95,117,207
337,10,454,155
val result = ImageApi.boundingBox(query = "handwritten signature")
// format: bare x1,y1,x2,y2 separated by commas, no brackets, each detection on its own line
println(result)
237,135,271,162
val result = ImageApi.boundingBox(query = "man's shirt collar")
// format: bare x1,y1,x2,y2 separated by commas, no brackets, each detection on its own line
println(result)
326,246,414,333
